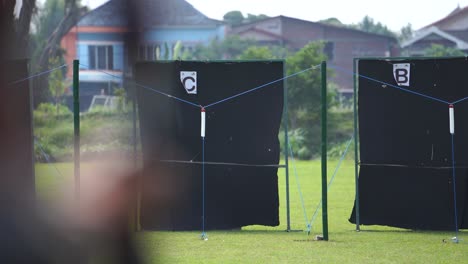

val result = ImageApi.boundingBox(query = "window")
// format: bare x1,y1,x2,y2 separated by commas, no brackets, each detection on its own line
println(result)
146,45,155,60
324,42,335,61
88,45,114,70
139,44,161,60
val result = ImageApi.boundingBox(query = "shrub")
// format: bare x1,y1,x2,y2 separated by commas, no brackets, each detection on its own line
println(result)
279,128,313,160
34,102,72,126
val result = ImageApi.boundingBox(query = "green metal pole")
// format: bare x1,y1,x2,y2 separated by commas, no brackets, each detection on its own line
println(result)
73,60,80,200
321,61,328,241
353,59,360,231
283,62,291,232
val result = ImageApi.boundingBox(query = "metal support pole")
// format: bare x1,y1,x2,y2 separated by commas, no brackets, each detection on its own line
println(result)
353,59,360,231
73,60,80,200
321,61,328,241
283,62,291,232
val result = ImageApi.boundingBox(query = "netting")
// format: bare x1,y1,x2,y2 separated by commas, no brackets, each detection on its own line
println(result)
22,58,359,241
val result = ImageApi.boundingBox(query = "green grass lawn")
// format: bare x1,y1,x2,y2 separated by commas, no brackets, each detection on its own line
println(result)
36,160,467,263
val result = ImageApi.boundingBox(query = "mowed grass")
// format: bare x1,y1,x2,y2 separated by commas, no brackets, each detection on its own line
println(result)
36,160,467,263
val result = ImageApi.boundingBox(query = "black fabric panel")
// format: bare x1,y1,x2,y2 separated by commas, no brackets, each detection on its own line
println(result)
350,166,467,230
135,61,283,230
350,58,468,230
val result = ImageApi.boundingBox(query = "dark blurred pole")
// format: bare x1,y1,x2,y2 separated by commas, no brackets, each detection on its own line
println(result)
132,82,140,231
1,3,40,263
126,0,142,233
0,1,36,209
73,59,80,200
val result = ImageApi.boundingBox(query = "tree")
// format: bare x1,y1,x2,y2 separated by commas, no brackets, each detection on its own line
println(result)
399,23,413,43
184,36,256,60
286,42,328,113
424,44,465,57
48,56,66,116
37,0,85,70
245,13,269,23
223,11,244,26
319,17,344,27
238,46,275,60
285,42,335,154
30,0,86,105
16,0,36,57
354,16,396,38
223,11,269,26
0,0,36,60
31,0,66,68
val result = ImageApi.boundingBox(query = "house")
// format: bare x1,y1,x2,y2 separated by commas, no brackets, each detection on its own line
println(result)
402,5,468,56
230,16,399,96
61,0,226,110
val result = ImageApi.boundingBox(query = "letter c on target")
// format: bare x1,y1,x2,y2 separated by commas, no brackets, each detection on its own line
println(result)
182,76,196,92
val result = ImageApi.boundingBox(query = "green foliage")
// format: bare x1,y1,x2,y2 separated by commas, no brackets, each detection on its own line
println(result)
327,138,355,159
328,110,354,145
164,42,170,60
113,87,127,112
423,44,465,57
399,23,413,42
34,102,72,126
33,104,134,161
352,15,396,38
279,128,312,159
223,11,244,26
183,35,291,61
48,56,67,115
319,17,344,27
327,110,354,159
245,13,269,23
34,102,73,161
30,0,67,70
237,46,276,60
286,42,331,115
86,105,117,116
223,11,269,26
184,36,257,60
172,41,183,59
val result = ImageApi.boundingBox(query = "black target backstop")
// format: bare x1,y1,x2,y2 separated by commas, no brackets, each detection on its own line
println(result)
135,61,284,230
350,57,468,230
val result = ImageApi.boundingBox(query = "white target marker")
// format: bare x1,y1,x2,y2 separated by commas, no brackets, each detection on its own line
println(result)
201,107,206,138
449,104,455,134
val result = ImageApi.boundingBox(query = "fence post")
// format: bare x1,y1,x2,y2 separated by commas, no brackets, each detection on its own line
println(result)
353,58,360,231
283,62,291,232
321,61,328,241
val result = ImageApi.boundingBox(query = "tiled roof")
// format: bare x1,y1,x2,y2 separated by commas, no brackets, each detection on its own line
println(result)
232,15,397,41
402,26,468,50
422,5,468,30
445,30,468,43
78,0,127,27
78,0,222,28
134,0,222,27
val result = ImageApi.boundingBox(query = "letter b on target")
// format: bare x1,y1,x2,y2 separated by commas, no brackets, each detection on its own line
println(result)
393,63,410,86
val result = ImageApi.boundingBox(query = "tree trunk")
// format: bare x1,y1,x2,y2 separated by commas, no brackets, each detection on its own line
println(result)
35,0,84,106
0,1,16,61
15,0,36,58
